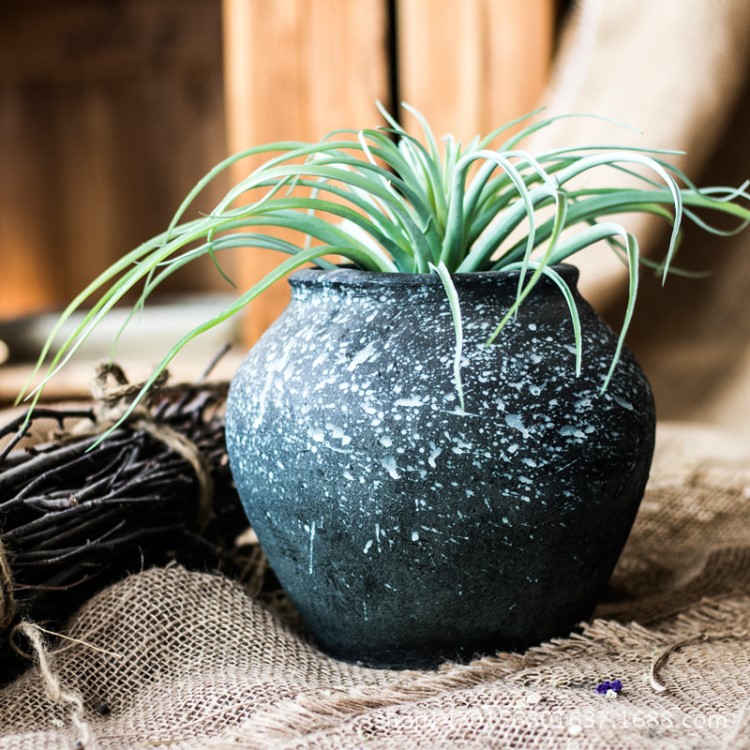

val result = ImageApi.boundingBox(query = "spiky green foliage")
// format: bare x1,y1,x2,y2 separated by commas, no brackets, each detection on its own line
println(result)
21,103,750,423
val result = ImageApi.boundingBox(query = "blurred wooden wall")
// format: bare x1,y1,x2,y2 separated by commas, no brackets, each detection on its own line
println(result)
0,0,228,318
398,0,554,142
222,0,391,341
0,0,554,338
223,0,555,344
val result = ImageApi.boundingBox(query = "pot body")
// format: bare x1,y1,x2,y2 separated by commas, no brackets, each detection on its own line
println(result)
226,267,655,667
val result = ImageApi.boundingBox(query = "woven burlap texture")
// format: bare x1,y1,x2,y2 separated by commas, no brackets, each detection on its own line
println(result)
0,422,749,750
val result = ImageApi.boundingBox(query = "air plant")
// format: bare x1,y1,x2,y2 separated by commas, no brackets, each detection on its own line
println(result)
20,104,750,419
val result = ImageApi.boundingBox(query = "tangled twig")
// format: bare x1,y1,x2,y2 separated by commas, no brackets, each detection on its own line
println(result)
0,362,245,637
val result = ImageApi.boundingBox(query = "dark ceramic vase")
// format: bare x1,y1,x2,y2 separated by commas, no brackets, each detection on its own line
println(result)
226,266,655,668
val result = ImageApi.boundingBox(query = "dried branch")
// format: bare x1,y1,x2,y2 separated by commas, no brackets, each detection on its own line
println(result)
0,378,245,631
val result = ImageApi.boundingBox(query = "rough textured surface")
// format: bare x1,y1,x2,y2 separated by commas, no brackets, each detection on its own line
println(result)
0,422,749,749
227,267,655,666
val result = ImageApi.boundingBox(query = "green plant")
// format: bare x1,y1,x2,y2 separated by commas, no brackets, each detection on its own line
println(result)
22,104,750,420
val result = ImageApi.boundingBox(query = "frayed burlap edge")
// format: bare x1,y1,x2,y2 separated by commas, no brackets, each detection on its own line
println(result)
211,595,750,749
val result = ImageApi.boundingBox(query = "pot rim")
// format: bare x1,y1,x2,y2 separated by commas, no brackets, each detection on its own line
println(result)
289,263,580,289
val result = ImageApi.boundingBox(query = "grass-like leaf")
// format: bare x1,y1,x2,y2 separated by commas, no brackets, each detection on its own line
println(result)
24,104,750,426
429,262,465,414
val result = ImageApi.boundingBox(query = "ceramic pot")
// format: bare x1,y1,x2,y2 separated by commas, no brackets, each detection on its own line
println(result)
226,266,655,668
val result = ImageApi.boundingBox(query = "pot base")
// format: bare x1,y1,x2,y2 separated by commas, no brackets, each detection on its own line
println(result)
319,622,590,670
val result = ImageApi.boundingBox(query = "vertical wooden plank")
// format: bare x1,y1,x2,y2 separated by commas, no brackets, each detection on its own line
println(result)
0,87,58,316
222,0,389,344
0,0,228,319
397,0,554,144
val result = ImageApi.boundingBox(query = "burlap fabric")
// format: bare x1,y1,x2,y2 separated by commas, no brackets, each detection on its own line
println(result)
0,422,747,749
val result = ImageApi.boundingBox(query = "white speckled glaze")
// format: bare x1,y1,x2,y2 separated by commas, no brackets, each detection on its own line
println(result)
226,265,655,667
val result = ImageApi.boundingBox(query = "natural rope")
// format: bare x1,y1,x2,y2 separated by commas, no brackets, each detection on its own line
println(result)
0,542,16,634
16,621,94,748
649,628,750,693
89,363,215,530
649,634,707,692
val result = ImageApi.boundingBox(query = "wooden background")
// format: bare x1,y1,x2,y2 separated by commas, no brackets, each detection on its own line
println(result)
0,0,230,319
0,0,554,343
